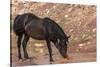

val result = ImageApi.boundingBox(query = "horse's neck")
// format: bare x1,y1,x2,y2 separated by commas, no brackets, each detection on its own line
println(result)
56,27,66,40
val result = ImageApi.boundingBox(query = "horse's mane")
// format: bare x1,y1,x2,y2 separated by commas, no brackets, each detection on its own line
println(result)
44,17,67,39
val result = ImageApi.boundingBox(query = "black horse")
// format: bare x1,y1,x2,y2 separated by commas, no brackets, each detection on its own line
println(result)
13,13,70,62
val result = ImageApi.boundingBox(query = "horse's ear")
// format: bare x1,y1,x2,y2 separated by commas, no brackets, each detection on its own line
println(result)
67,35,71,38
65,35,71,44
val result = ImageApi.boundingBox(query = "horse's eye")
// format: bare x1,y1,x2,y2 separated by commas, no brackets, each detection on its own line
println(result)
63,40,66,43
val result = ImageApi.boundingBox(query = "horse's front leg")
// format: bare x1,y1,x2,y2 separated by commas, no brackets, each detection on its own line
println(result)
22,34,29,59
46,39,54,62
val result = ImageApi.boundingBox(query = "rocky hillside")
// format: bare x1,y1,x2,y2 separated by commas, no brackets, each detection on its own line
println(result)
11,0,96,45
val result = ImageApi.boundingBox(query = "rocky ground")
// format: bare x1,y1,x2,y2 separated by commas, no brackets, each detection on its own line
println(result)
11,34,96,66
11,0,96,66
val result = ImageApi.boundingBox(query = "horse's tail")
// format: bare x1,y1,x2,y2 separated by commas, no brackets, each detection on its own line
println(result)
13,14,24,35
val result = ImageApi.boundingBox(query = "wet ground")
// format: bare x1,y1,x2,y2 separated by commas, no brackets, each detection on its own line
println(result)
11,34,96,66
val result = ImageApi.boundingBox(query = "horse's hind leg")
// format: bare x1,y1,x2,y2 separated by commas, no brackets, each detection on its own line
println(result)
17,34,23,59
22,34,29,59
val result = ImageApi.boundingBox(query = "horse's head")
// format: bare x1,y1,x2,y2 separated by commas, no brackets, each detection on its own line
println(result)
57,35,70,58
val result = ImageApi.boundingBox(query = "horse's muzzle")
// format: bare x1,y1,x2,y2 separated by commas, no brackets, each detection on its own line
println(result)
63,55,69,60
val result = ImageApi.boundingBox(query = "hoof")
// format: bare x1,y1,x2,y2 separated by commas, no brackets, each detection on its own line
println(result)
50,59,54,62
50,60,54,64
24,56,30,59
50,62,53,64
50,59,54,64
18,56,22,59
